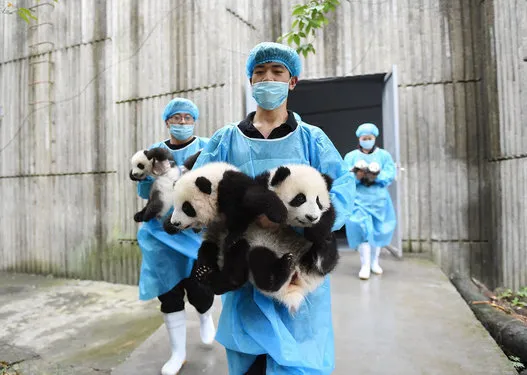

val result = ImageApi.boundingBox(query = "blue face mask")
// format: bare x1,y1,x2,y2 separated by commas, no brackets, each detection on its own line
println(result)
360,139,375,150
170,124,194,141
252,81,290,110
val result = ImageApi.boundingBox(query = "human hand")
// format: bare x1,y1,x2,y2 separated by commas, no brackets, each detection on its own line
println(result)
355,170,365,180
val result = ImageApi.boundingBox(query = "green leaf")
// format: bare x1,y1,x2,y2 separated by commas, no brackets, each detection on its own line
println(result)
293,34,301,46
287,34,295,45
292,6,305,16
17,9,30,23
18,8,37,21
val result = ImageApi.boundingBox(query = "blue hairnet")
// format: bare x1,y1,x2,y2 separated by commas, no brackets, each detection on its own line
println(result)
356,123,379,137
246,42,302,79
162,98,199,122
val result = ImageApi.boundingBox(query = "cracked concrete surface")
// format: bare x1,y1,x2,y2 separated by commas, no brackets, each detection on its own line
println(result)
0,272,164,374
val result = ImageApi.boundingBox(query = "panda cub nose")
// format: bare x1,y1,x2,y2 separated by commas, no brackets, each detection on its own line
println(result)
305,214,319,223
172,221,182,227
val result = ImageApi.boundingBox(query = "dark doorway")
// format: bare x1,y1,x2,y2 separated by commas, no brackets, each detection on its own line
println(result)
287,74,386,241
287,74,386,157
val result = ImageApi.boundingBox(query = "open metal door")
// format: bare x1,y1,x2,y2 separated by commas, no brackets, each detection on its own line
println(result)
382,65,403,258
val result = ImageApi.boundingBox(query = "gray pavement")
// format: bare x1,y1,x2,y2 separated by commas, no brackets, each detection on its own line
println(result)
0,272,164,374
112,252,518,375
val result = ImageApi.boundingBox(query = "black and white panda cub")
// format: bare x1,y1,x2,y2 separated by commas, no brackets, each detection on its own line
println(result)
170,163,338,312
255,165,338,279
162,162,288,288
352,160,381,187
129,147,182,222
246,164,338,312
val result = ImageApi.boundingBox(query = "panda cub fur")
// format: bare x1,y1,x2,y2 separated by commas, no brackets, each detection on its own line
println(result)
163,162,287,235
163,162,288,291
352,159,381,187
190,164,339,313
249,164,339,312
129,147,182,222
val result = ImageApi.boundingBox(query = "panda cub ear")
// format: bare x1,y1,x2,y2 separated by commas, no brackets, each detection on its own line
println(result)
322,174,333,191
255,171,270,186
270,166,291,187
195,176,212,195
143,149,150,159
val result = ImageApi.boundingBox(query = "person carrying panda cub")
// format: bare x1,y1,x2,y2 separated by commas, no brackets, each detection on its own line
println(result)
344,122,397,280
133,97,215,375
191,42,355,375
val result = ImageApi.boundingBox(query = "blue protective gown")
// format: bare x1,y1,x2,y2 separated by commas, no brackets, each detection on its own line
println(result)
343,147,397,250
192,114,354,375
136,137,208,300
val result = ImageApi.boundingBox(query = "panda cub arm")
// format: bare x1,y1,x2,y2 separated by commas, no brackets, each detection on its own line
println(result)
194,221,250,295
219,171,287,248
301,204,339,275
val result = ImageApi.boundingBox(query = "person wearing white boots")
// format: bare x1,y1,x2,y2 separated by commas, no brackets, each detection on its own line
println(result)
133,98,216,374
158,267,216,374
344,123,397,280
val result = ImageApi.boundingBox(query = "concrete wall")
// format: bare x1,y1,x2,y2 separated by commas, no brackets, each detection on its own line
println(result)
1,0,525,289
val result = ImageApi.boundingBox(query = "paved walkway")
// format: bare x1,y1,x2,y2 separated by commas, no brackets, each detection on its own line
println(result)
0,272,162,374
112,252,517,375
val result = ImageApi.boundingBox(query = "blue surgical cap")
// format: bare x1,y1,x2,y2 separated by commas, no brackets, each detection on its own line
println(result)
356,123,379,137
246,42,302,79
162,98,199,122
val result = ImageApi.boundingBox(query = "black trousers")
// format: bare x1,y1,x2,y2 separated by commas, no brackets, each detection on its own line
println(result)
158,265,214,314
245,354,266,375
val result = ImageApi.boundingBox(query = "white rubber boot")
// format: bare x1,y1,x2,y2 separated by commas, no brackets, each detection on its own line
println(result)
198,309,216,345
162,311,186,375
358,242,371,280
371,247,383,275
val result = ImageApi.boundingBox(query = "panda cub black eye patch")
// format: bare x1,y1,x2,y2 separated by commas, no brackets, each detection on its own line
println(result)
289,193,306,207
316,196,323,210
182,201,196,217
137,163,145,170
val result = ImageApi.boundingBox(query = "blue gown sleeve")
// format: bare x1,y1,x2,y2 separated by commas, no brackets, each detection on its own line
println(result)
193,128,228,168
137,176,154,199
375,150,396,188
312,133,355,231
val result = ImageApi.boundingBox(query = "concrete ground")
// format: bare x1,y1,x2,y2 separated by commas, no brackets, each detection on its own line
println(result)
1,252,518,375
112,252,517,375
0,272,165,374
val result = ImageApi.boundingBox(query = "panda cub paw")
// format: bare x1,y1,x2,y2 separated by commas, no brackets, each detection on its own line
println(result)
194,265,213,283
133,212,144,222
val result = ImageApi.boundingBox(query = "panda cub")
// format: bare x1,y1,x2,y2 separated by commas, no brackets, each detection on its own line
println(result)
352,159,380,187
193,164,339,313
129,147,182,222
250,164,339,312
163,162,288,290
163,162,287,236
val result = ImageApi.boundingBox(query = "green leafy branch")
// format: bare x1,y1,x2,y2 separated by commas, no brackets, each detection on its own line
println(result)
2,1,58,24
17,7,37,23
278,0,341,58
